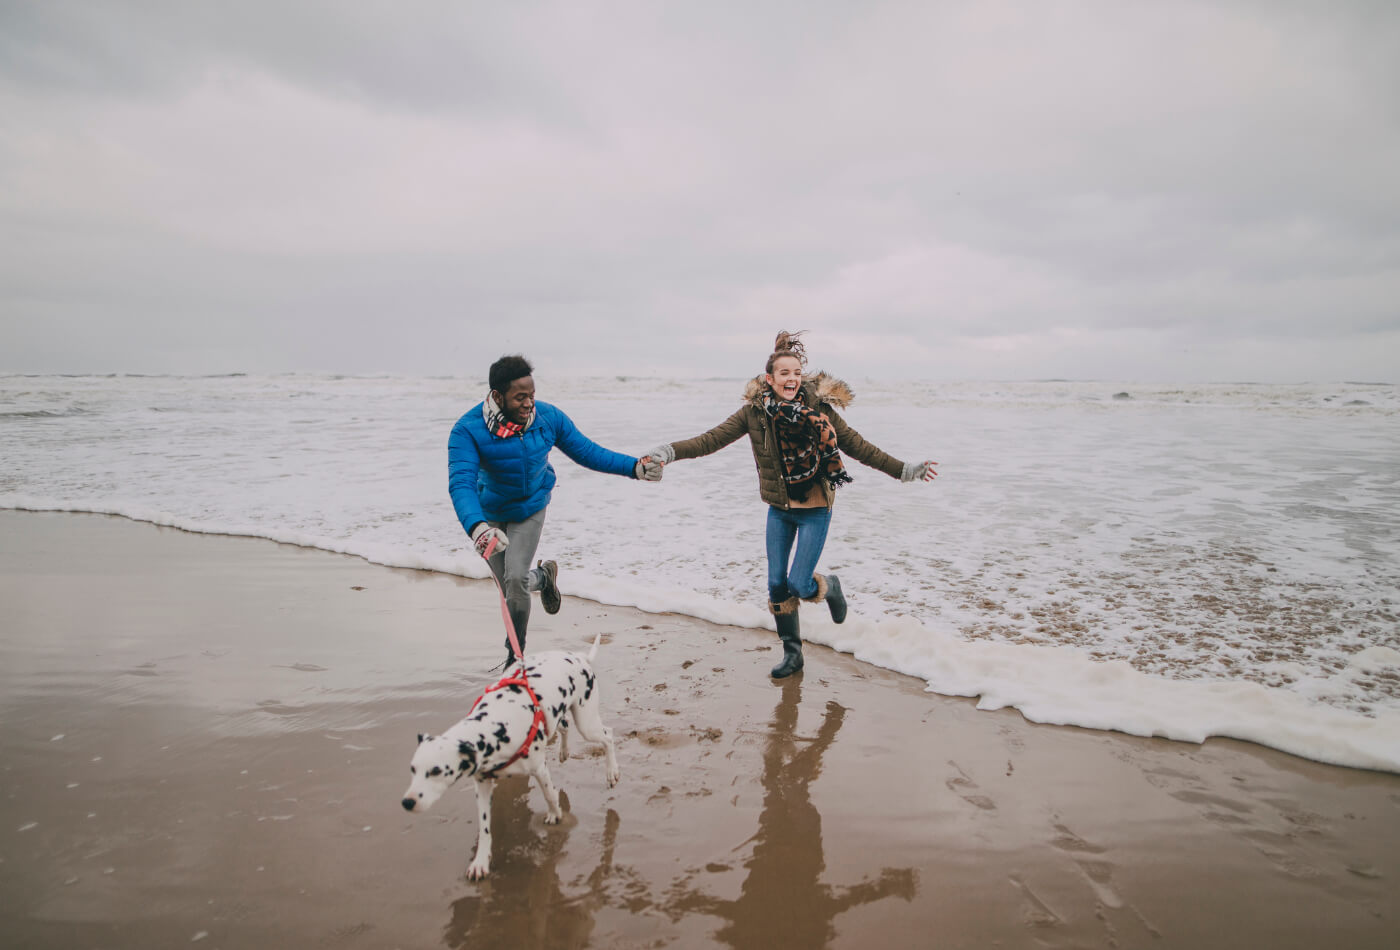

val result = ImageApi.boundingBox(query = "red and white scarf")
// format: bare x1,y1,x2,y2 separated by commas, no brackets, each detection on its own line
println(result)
483,393,534,438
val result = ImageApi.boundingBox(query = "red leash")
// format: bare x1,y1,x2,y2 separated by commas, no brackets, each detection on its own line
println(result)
472,536,548,777
482,536,526,666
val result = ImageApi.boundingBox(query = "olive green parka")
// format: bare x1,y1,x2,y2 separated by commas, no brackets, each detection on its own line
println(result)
670,373,906,509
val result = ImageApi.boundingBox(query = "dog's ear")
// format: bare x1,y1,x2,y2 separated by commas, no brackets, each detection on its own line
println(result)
417,733,427,745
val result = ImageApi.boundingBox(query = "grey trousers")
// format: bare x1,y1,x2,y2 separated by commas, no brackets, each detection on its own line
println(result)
484,507,547,649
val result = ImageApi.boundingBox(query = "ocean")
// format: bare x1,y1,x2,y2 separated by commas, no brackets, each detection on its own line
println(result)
2,373,1397,772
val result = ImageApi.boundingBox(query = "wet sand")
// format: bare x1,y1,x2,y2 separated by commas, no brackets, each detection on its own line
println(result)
2,510,1398,949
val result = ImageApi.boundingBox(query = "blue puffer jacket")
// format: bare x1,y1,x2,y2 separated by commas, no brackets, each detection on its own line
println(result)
448,400,638,533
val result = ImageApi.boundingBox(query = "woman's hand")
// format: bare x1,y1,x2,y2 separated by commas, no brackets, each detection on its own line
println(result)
901,460,938,483
644,444,676,465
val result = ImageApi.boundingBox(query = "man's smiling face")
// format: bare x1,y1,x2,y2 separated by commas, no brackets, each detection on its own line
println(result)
495,375,536,425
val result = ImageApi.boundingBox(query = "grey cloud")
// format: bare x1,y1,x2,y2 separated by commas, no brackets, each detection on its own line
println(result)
1,1,1398,380
0,2,550,117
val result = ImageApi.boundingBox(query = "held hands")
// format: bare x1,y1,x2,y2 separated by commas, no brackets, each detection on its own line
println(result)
644,444,676,465
634,443,672,482
470,523,509,557
901,460,938,483
635,442,677,481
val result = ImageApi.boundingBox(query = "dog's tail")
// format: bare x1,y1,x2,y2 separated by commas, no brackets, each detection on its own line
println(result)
587,629,604,663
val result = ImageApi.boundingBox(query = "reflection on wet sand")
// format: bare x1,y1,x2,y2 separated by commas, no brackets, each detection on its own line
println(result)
441,679,918,948
7,515,1399,949
443,780,621,949
664,679,918,948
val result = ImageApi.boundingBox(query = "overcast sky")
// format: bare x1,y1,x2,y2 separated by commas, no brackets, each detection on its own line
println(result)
2,1,1397,382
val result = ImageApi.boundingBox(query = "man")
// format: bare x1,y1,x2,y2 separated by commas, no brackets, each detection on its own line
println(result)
449,354,661,666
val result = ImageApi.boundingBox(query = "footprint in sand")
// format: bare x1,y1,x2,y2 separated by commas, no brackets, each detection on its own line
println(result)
997,723,1026,753
1008,874,1061,929
1048,819,1162,938
1050,821,1122,909
1050,820,1106,855
946,761,997,811
1142,766,1329,884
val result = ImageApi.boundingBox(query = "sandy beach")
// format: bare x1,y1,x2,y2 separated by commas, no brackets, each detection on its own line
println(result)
2,510,1397,949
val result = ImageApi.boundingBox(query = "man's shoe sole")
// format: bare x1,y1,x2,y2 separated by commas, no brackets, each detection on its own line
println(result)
539,560,562,615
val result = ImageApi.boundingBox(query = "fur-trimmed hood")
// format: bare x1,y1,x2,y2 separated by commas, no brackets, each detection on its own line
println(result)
743,371,854,409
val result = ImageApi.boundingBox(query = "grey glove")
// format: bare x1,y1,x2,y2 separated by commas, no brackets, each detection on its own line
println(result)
645,444,676,465
470,522,509,556
901,460,938,483
635,457,664,481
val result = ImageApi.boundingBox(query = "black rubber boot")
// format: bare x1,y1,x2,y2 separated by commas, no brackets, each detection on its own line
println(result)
769,597,803,678
823,574,847,624
801,574,848,624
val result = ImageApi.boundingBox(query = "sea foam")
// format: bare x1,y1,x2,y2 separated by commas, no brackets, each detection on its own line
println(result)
3,373,1398,772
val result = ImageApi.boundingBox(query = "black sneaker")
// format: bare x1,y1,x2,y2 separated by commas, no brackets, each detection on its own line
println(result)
537,560,561,615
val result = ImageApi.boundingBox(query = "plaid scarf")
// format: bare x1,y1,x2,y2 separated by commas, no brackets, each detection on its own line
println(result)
483,393,534,438
761,389,852,502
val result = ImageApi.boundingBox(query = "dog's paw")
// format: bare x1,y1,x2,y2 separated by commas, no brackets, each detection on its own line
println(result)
466,857,491,881
607,767,621,788
544,812,562,825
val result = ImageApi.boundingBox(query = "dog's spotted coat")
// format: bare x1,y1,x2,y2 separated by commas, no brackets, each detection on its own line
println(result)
401,637,619,880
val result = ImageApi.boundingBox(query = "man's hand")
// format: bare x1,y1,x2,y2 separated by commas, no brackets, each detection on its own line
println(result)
901,460,938,483
470,523,509,557
635,456,664,482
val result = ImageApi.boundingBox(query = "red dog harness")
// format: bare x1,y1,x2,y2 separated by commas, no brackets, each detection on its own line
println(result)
468,667,549,779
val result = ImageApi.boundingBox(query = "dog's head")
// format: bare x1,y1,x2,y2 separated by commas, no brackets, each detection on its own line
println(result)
401,732,478,812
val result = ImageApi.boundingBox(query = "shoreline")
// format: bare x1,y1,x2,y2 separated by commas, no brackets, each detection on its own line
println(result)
2,510,1398,948
4,502,1398,777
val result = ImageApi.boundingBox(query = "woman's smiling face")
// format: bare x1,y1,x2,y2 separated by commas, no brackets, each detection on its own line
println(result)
766,356,803,402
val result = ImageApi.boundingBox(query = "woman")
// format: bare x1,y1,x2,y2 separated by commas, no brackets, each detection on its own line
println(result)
647,331,937,678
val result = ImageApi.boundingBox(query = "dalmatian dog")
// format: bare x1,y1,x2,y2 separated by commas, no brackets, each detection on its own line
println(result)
401,631,620,880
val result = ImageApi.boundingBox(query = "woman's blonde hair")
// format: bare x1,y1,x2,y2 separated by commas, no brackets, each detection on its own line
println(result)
766,329,808,374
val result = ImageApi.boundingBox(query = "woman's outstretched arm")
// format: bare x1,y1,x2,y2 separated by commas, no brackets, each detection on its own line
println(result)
647,407,749,463
825,408,905,479
825,407,938,482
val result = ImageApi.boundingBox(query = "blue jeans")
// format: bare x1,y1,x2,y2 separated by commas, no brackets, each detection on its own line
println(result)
765,505,832,604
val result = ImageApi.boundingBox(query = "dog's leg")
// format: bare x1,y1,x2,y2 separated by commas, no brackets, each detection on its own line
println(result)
530,762,564,824
569,697,620,788
557,716,570,763
466,778,496,880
